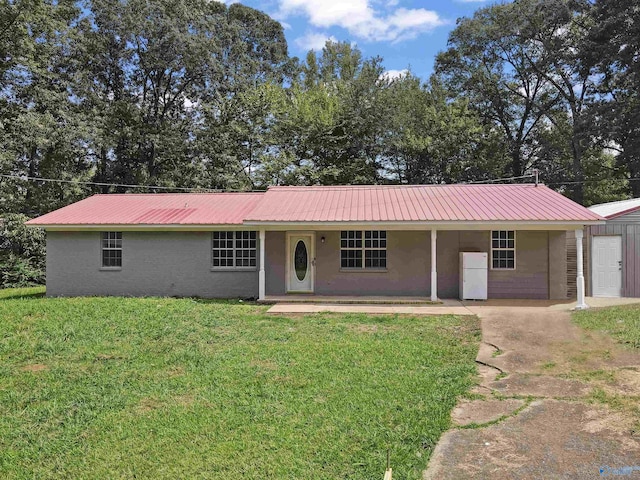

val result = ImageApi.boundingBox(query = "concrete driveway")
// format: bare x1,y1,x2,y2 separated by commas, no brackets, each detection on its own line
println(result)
425,302,640,480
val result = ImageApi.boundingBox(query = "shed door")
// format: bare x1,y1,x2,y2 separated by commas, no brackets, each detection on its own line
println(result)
592,236,622,297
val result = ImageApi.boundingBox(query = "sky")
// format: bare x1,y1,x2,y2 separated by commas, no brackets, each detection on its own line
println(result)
223,0,489,80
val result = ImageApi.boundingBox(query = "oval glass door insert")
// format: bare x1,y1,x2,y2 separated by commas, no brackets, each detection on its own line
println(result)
294,240,308,281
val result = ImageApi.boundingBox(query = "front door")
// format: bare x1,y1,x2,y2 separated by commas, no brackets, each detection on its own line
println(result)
592,235,622,297
287,233,314,293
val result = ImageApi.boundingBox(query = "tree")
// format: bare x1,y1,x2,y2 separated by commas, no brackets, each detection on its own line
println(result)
265,41,388,185
516,0,605,203
0,213,45,287
73,0,290,191
0,0,88,216
582,0,640,197
435,2,559,179
381,75,506,184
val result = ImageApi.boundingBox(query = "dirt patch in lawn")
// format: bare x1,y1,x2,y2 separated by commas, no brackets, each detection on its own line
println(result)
20,363,48,372
348,323,400,334
137,397,162,413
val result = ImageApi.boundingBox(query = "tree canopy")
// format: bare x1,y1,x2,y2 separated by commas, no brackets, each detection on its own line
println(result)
1,0,638,222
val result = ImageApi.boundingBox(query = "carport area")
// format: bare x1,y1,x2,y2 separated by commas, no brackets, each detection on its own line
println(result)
425,300,640,480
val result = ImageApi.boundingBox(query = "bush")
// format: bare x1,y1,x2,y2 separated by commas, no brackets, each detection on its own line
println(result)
0,214,46,288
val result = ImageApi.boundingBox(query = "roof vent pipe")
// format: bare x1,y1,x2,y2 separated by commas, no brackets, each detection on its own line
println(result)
533,169,539,187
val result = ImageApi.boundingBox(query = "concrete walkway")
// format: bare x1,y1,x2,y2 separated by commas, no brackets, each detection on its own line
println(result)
266,299,471,315
267,296,640,315
424,302,640,480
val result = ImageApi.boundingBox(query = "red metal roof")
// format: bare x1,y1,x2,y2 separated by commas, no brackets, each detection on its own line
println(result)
244,185,603,223
26,184,603,227
26,193,264,226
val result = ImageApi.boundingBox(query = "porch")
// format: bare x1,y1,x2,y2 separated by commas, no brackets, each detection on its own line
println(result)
260,295,437,304
257,228,586,304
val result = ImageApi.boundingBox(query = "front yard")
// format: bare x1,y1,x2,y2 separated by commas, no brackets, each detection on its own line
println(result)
0,287,480,479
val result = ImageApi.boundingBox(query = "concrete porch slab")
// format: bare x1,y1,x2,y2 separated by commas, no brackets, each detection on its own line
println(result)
262,295,436,305
266,301,472,315
265,296,640,315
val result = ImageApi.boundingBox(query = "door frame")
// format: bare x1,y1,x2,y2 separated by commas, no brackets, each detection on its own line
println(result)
285,231,316,293
591,235,623,298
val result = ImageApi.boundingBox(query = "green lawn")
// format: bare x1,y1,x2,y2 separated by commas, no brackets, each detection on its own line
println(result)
573,304,640,350
0,287,480,479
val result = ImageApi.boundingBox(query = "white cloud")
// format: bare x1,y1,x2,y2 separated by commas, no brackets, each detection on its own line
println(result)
380,69,409,81
295,32,338,51
278,0,445,44
457,0,487,3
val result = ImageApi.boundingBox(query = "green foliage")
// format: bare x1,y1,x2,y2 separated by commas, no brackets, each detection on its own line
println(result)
435,0,633,204
382,75,506,183
264,41,389,185
0,291,481,479
1,0,639,215
0,214,45,287
582,0,640,197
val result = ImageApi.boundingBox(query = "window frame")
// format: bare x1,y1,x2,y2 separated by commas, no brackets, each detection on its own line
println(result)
340,230,387,271
100,231,122,270
211,231,258,271
490,230,516,270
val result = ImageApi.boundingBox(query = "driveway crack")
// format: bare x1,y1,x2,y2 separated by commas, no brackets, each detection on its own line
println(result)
475,359,506,375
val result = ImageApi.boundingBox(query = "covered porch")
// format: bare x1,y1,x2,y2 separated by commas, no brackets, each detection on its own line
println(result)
255,225,591,308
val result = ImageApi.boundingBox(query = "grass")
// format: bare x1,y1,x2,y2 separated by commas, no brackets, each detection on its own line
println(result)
573,305,640,350
0,288,480,480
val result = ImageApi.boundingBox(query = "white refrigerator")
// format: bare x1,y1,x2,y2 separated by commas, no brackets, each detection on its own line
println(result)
459,252,488,300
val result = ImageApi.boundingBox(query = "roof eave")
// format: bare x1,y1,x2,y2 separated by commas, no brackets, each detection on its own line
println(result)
241,219,605,229
602,204,640,220
25,223,253,230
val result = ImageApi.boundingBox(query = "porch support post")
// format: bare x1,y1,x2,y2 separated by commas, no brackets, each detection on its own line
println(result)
430,229,438,302
575,228,588,310
259,229,266,301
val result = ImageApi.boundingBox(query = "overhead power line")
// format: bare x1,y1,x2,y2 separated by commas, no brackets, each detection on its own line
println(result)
2,172,640,191
0,174,255,193
467,174,536,184
546,177,640,186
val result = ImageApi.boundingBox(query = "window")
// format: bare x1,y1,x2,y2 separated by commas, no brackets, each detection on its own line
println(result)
491,230,515,269
340,230,387,269
101,232,122,268
212,231,257,268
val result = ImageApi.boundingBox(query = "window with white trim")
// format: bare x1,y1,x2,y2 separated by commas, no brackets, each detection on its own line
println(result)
340,230,387,269
101,232,122,267
212,231,257,268
491,230,515,269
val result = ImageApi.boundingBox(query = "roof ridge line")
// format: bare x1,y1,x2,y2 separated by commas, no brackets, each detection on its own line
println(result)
267,184,541,190
93,192,266,196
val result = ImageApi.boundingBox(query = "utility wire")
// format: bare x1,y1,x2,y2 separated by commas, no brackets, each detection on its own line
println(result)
2,172,639,191
466,174,536,184
0,174,255,193
546,177,640,186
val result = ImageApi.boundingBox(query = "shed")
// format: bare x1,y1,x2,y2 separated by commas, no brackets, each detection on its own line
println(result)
582,198,640,298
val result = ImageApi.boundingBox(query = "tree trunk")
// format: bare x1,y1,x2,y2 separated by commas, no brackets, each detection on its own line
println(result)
571,136,584,205
509,144,523,178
